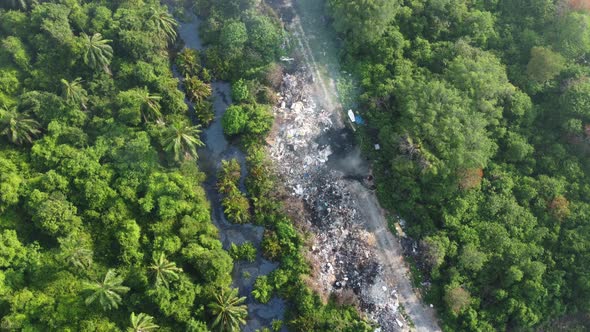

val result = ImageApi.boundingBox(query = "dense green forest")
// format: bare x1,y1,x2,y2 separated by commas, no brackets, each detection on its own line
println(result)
0,0,242,330
326,0,590,330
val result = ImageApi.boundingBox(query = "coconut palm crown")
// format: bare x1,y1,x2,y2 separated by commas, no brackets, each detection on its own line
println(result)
80,32,113,73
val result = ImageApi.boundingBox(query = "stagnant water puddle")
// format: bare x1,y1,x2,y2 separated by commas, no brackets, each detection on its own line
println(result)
175,12,286,331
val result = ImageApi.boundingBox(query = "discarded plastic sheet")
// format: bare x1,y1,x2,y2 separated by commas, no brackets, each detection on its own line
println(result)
355,115,365,125
347,109,355,123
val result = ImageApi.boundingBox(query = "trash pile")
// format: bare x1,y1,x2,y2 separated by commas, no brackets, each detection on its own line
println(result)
267,71,408,331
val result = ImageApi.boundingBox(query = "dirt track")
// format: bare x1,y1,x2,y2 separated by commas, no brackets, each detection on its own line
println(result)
278,1,442,331
354,182,441,331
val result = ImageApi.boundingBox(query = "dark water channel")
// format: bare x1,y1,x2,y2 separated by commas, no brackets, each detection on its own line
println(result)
176,13,286,331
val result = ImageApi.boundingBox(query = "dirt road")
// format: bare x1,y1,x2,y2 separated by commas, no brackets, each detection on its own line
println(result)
276,1,442,331
354,182,441,331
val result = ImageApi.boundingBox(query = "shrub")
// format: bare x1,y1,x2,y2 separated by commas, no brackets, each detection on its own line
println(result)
261,230,281,260
245,104,273,135
218,159,251,224
231,79,250,103
252,275,273,303
256,86,278,105
229,242,257,262
222,105,248,135
195,100,214,127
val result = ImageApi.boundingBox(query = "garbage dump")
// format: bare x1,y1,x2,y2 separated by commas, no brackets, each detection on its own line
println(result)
267,70,408,332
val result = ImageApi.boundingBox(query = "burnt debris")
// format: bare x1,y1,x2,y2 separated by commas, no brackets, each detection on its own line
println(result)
267,70,408,331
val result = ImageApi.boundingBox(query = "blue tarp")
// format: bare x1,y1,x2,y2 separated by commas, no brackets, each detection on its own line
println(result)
355,115,365,125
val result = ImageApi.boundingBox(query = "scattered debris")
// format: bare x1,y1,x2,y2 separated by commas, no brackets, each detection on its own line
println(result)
396,318,404,328
348,109,356,123
267,70,408,331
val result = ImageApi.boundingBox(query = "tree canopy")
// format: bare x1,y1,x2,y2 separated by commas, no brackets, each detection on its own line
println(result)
327,0,590,329
0,1,232,330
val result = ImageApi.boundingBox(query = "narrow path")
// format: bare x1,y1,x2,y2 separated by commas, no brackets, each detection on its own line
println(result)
354,182,441,331
291,16,337,113
283,2,442,331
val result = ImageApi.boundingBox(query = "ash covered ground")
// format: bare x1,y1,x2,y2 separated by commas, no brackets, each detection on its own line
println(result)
267,71,408,331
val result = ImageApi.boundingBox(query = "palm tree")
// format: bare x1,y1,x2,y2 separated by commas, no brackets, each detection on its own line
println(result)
80,33,113,73
208,288,248,332
60,78,88,110
217,159,241,194
149,252,182,288
147,6,178,42
222,193,251,224
84,269,130,310
176,48,200,77
195,100,214,127
184,76,212,103
0,105,40,145
162,123,204,162
137,88,162,123
127,312,158,332
58,235,93,271
221,159,242,183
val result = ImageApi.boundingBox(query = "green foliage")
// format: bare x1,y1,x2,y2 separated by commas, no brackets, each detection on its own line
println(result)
218,158,251,224
80,32,113,73
561,79,590,121
208,288,248,332
60,77,88,110
176,48,201,77
503,132,534,162
147,273,200,322
245,15,283,63
2,36,30,71
195,100,215,127
84,269,130,311
252,275,272,303
552,12,590,60
27,190,82,236
147,6,178,43
162,123,204,162
327,0,399,47
245,104,273,135
261,230,281,260
231,79,250,103
222,103,272,137
58,232,94,271
199,0,283,79
0,157,23,212
526,47,565,83
229,242,256,262
116,88,162,125
149,252,183,288
184,75,212,103
0,229,26,268
0,105,40,145
326,0,590,329
128,312,159,332
220,20,248,53
0,1,243,330
222,104,248,135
